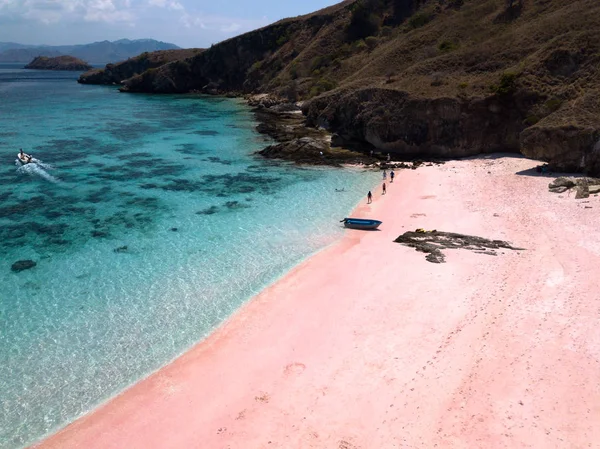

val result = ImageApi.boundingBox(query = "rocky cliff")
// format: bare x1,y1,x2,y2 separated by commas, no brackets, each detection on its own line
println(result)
100,0,600,174
25,56,92,71
78,49,203,85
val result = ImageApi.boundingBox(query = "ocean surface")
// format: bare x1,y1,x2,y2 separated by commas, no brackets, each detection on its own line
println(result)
0,64,377,448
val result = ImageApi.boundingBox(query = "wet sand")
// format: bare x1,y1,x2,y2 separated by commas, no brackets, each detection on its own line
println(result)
35,155,600,449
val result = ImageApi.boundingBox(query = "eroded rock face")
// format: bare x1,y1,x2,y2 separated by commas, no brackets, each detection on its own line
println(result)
304,88,535,159
521,125,600,176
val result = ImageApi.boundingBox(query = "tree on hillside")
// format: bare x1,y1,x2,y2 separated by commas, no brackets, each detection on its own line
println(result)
346,0,382,41
391,0,417,25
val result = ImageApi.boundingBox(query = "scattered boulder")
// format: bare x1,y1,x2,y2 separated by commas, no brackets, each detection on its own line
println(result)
575,186,590,199
259,137,329,162
11,260,37,272
170,227,178,232
114,245,128,253
246,94,287,108
549,177,577,189
548,176,600,197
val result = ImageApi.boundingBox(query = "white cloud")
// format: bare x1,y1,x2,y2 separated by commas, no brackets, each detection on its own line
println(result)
148,0,182,11
220,22,240,33
179,11,267,35
0,0,135,24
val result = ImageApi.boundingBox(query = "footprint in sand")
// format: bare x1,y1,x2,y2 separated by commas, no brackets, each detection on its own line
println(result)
284,362,306,376
255,392,270,403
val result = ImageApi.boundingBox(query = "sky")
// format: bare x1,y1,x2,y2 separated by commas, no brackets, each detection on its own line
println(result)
0,0,341,48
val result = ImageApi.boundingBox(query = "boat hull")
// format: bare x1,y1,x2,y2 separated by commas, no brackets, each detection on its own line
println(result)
17,153,32,165
342,218,382,230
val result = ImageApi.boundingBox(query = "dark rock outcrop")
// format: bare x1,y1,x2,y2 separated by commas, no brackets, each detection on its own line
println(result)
548,176,600,197
394,230,524,263
25,56,92,71
11,260,37,272
304,88,538,159
521,125,600,176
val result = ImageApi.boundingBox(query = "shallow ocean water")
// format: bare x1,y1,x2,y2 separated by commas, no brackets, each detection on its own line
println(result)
0,64,377,448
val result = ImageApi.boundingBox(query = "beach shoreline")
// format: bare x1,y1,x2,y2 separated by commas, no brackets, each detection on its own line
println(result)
33,155,600,449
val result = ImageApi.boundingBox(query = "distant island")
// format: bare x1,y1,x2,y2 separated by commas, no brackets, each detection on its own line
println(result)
25,56,92,71
0,39,180,64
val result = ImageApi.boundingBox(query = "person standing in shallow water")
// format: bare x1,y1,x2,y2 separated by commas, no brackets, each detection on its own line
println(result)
367,191,372,204
382,182,387,195
382,170,387,180
390,170,395,183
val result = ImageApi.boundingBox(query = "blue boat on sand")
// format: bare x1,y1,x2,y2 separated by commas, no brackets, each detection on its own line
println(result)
341,218,382,230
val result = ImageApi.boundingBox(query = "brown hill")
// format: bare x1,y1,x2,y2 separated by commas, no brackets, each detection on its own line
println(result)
78,48,203,85
100,0,599,174
25,55,92,71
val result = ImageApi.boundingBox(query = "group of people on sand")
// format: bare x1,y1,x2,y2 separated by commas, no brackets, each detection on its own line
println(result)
367,169,395,204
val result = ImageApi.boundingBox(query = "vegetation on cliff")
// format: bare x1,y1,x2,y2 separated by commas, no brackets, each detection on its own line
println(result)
25,56,92,71
24,56,92,72
78,49,203,85
98,0,600,174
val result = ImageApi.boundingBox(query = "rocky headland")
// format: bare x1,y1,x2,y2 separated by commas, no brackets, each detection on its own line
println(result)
78,0,600,174
78,48,203,85
25,56,92,71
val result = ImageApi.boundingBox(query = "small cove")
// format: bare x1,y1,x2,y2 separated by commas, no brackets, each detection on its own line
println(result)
0,64,378,448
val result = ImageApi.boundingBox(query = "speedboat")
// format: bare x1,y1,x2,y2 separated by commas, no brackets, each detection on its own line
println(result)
17,152,33,165
341,218,382,230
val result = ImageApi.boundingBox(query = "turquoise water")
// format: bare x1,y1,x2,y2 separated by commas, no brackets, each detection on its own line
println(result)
0,64,377,448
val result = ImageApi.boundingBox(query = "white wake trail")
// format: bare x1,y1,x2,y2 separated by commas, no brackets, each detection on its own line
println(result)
16,160,60,183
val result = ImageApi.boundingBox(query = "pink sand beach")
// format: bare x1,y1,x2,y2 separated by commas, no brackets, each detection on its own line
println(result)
34,155,600,449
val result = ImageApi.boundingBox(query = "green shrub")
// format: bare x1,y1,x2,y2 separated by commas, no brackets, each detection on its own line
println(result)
490,71,518,96
409,11,433,28
289,62,299,80
524,115,540,126
347,0,380,40
338,43,353,57
545,98,563,112
249,61,263,72
355,40,368,52
310,77,337,97
380,26,393,37
438,40,459,52
365,36,379,51
458,82,468,89
310,55,330,72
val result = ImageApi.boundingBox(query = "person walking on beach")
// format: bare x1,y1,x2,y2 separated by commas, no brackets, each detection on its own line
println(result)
382,182,387,195
390,170,395,183
367,191,372,204
382,170,387,180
